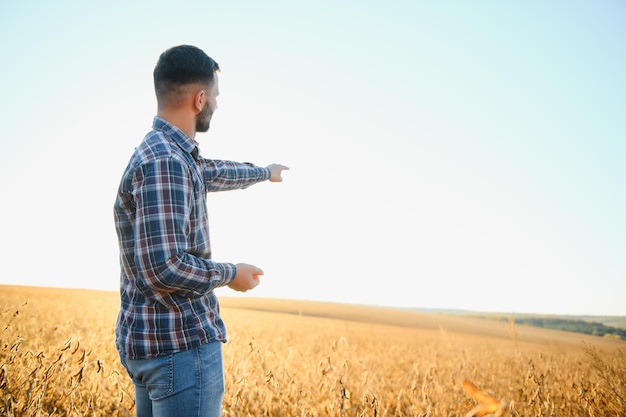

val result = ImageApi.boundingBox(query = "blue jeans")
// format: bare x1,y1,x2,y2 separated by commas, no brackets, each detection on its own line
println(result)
120,342,225,417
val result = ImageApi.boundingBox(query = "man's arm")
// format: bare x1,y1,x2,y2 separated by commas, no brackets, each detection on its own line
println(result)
132,157,236,304
201,159,289,191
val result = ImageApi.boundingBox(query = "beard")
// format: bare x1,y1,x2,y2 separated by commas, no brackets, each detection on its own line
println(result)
195,101,214,133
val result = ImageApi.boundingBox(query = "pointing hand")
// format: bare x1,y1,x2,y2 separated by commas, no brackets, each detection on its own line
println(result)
267,164,289,182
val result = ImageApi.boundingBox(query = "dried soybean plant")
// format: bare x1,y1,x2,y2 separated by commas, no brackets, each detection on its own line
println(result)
1,287,134,417
2,287,625,417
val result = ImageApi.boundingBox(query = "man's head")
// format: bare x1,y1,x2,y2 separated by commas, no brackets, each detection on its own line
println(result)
154,45,220,133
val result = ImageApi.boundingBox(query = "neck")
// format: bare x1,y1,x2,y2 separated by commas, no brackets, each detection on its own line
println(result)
157,109,196,139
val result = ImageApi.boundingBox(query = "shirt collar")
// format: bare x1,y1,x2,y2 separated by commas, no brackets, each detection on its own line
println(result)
152,116,199,156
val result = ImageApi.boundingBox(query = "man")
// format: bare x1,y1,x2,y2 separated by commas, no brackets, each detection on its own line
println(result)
113,45,288,417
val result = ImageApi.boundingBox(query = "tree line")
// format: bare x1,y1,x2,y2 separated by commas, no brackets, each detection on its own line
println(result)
509,317,626,339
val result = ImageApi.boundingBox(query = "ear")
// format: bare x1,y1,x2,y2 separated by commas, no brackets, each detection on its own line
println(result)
193,89,206,113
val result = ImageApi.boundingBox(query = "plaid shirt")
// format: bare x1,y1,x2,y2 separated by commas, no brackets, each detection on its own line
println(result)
114,117,270,359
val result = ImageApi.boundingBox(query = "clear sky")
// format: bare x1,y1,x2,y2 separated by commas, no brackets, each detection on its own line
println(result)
1,0,624,316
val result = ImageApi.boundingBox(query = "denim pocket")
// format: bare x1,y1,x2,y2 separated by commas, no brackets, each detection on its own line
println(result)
146,354,174,400
125,354,174,401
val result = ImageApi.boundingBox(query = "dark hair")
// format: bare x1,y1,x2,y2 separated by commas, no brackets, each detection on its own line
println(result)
153,45,220,101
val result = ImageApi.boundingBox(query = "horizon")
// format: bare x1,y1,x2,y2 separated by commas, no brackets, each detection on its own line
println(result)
2,283,625,320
